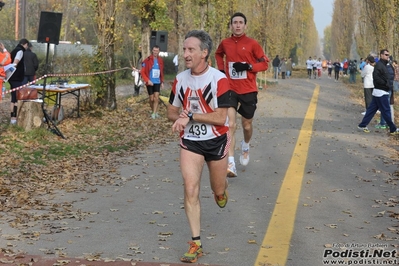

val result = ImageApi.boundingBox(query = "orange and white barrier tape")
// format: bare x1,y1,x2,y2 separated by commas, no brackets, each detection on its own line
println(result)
2,66,138,96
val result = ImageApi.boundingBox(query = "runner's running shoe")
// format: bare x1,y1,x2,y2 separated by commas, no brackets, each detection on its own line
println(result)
214,190,228,208
375,124,388,129
357,126,370,133
390,129,399,135
239,141,250,166
227,162,237,177
180,241,203,263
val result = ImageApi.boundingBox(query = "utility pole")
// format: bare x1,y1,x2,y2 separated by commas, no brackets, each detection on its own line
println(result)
15,0,19,40
21,0,26,38
14,0,26,40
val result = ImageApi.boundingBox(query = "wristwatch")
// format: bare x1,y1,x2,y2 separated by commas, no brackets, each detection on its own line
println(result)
187,111,194,121
248,64,253,70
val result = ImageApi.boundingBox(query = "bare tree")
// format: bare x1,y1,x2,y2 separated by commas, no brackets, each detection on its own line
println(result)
92,0,119,110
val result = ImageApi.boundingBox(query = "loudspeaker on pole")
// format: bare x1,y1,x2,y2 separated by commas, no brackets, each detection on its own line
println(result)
150,31,168,52
37,11,63,45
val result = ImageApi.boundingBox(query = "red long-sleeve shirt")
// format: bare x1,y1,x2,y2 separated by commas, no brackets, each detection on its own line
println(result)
215,34,269,94
140,55,164,85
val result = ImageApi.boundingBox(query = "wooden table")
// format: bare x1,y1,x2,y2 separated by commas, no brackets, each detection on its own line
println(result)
29,84,90,118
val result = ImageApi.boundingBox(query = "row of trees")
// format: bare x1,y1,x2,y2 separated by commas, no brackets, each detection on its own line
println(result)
1,0,321,109
324,0,399,61
7,1,399,109
0,0,321,65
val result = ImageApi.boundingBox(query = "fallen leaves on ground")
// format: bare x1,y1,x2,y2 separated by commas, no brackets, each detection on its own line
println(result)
0,96,177,231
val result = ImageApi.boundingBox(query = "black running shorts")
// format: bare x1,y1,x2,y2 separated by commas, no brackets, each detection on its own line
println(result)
180,133,229,162
230,91,258,119
146,83,161,95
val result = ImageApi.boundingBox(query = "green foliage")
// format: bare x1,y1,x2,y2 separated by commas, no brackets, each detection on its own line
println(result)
330,0,355,60
323,26,332,60
3,0,399,81
163,55,177,75
328,0,399,60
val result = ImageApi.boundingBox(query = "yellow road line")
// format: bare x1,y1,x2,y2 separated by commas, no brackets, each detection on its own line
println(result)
254,85,320,266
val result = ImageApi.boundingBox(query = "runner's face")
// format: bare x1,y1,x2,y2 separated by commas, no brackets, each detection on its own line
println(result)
230,16,246,36
183,37,207,71
152,47,160,57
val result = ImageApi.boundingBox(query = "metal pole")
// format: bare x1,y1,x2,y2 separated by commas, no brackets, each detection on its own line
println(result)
20,0,26,38
15,0,19,40
41,42,65,139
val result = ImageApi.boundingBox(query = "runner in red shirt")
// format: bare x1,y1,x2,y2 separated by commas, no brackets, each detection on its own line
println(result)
141,45,164,119
215,12,269,177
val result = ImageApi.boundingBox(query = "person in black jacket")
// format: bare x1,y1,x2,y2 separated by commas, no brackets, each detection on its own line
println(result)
272,55,280,80
9,38,29,124
358,49,399,135
24,43,39,83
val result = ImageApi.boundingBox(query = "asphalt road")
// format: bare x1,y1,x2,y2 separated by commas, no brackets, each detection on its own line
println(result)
1,76,398,266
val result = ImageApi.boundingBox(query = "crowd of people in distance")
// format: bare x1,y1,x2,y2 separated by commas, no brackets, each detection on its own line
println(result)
301,51,399,136
305,56,360,83
272,55,294,80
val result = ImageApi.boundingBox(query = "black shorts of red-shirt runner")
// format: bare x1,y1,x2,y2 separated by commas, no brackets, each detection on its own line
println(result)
180,133,229,162
146,83,161,95
230,91,258,119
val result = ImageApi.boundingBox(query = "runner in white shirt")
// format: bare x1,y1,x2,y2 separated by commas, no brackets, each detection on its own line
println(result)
306,56,313,79
167,29,231,263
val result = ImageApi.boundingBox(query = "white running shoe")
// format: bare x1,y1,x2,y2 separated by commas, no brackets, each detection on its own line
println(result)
239,141,250,166
361,111,366,115
227,162,237,178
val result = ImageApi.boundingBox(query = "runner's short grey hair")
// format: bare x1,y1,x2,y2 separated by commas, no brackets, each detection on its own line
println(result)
185,30,212,61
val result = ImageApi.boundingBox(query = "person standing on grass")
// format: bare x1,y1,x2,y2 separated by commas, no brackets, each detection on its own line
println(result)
348,59,357,84
358,49,399,135
393,60,399,93
272,55,280,80
9,38,29,125
279,57,287,79
0,42,11,100
215,12,269,178
141,45,164,119
23,43,39,83
167,30,231,263
360,56,375,115
375,56,395,129
286,57,293,79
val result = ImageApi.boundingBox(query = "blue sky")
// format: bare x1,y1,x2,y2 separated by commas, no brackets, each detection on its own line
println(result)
310,0,334,38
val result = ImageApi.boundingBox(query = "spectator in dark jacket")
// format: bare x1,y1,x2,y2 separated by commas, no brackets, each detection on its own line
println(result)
272,55,280,80
9,38,29,124
24,43,39,83
358,49,399,135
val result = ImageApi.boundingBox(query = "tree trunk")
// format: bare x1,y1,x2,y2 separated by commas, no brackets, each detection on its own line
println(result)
94,0,118,110
17,101,44,131
141,18,151,59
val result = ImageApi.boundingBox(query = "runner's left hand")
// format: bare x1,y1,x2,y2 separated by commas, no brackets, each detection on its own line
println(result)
233,62,250,72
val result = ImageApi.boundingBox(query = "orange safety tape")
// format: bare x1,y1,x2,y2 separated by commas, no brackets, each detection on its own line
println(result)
3,67,137,95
